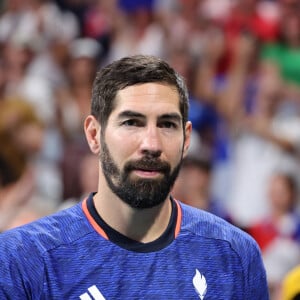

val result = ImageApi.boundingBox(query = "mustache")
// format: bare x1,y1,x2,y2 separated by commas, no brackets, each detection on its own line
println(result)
124,158,171,173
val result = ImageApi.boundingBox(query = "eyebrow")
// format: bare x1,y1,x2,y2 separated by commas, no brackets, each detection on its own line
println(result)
158,113,182,124
117,110,145,119
117,110,182,123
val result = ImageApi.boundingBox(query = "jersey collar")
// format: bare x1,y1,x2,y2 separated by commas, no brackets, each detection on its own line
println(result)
82,193,182,253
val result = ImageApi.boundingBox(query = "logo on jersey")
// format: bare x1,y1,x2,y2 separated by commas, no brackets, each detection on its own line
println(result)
193,269,207,300
79,285,106,300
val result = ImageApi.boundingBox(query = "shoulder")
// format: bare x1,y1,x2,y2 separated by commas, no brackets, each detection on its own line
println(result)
0,203,90,297
0,202,90,256
179,203,269,298
179,202,261,256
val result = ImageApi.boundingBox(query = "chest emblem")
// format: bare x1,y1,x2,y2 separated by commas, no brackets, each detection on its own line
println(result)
193,269,207,300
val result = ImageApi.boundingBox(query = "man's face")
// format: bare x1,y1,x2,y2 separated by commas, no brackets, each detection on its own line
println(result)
99,83,191,209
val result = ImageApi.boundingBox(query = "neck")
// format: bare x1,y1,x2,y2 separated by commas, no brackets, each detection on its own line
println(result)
93,182,172,243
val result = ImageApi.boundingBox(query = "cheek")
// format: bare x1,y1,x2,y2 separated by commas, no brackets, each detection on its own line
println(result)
176,139,185,156
105,133,138,165
168,143,184,166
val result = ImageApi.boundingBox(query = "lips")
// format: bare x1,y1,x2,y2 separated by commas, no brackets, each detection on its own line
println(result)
124,158,171,178
126,160,167,170
135,167,164,172
132,169,163,179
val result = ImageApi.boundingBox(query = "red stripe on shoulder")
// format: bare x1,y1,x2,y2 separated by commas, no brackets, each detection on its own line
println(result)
82,198,109,240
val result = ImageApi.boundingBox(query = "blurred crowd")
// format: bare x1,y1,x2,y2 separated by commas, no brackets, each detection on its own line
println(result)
0,0,300,298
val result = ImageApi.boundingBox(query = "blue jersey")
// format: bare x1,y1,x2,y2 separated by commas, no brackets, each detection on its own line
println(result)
0,193,269,299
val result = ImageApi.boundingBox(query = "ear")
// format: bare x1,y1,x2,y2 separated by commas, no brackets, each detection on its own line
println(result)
84,115,101,154
183,121,192,158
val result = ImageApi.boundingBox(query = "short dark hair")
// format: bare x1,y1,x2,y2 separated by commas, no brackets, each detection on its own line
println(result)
91,55,189,128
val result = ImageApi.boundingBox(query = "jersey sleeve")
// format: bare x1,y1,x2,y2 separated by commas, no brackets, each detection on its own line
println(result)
240,235,270,299
0,229,45,299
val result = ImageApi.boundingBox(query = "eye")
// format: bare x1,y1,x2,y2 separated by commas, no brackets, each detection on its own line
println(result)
158,121,178,129
121,119,143,127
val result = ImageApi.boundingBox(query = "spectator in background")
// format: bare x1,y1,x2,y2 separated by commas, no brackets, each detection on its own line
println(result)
0,0,80,168
58,152,99,210
24,0,81,94
248,172,300,298
219,33,300,228
0,0,79,75
0,99,44,186
0,163,36,232
261,9,300,91
0,98,57,231
2,37,36,97
54,0,90,36
0,35,65,200
56,37,101,200
56,37,101,140
82,0,117,60
224,0,279,45
0,0,27,46
172,156,230,221
107,1,166,62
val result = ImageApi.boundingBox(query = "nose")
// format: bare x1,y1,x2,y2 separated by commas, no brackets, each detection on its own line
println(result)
140,125,162,157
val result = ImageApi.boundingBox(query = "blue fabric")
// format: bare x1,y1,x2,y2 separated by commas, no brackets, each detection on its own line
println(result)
0,201,269,299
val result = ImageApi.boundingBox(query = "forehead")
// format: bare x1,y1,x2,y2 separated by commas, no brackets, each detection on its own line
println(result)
112,83,181,116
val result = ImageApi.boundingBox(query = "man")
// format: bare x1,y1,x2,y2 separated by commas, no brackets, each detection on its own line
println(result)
0,55,269,299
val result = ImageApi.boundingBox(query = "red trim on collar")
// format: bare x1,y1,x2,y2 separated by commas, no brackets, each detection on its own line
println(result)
82,197,109,240
174,199,182,238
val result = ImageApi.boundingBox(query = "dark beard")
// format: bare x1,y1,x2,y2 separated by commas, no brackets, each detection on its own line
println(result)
100,138,182,209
